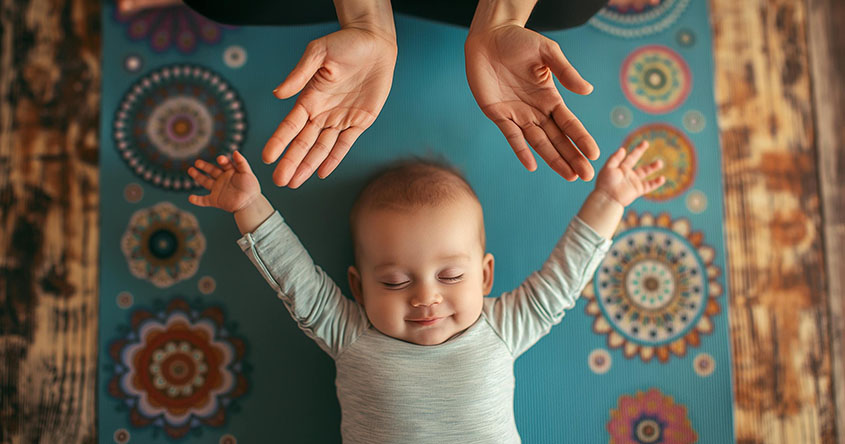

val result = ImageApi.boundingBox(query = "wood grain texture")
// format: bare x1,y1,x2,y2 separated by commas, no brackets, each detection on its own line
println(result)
806,0,845,442
0,0,100,443
710,0,838,442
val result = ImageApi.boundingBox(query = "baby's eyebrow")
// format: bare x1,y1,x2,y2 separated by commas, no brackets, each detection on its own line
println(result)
372,254,470,271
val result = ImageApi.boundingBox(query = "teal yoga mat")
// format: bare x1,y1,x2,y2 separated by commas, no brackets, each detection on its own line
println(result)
99,0,734,442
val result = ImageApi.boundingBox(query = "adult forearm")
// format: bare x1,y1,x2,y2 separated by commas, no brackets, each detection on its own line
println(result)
469,0,538,32
333,0,396,39
575,190,625,240
234,193,275,235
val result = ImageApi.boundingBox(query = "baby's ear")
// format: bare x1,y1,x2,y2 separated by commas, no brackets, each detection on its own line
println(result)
347,266,364,307
482,253,495,296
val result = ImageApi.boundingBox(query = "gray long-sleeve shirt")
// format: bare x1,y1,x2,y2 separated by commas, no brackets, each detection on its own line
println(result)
236,211,611,443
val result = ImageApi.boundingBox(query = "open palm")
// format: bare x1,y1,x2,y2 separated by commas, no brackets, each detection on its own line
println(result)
465,25,600,181
263,27,397,188
595,141,666,207
187,151,261,213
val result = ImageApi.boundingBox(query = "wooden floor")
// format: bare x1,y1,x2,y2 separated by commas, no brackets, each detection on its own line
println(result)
0,0,842,442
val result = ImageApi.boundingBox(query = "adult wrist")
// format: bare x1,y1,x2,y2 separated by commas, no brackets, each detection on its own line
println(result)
333,0,397,41
468,0,537,34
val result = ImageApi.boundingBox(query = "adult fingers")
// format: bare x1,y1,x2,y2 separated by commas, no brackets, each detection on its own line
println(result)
193,158,222,179
263,105,309,165
523,124,577,181
492,118,537,172
289,128,340,188
187,166,214,190
621,140,650,169
274,40,325,100
540,117,594,181
317,126,365,178
272,121,321,187
552,103,599,161
542,40,593,95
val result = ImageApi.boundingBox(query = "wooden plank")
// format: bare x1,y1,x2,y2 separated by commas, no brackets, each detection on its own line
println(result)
0,0,100,442
806,0,845,442
710,0,838,442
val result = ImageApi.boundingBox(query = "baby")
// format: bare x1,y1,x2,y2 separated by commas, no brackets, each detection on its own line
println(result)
187,141,664,443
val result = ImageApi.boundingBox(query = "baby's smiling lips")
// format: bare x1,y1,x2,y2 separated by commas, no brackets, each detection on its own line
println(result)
407,316,443,326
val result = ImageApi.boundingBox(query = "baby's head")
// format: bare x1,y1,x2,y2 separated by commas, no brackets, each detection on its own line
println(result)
347,157,494,346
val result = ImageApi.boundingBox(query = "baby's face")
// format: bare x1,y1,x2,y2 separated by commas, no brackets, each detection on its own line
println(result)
348,198,494,346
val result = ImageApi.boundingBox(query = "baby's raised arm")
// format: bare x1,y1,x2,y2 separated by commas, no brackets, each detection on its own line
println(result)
188,152,368,358
484,140,665,358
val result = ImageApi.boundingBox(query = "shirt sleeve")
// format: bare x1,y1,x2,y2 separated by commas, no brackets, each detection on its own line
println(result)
482,216,612,359
236,210,369,359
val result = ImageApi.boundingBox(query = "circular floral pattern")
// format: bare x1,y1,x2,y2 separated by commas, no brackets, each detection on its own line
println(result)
117,291,134,309
114,5,229,54
584,212,723,363
676,28,696,47
693,353,715,377
622,124,696,201
220,434,238,444
589,348,612,374
607,388,697,444
589,0,690,38
113,428,130,444
611,105,634,128
223,45,248,69
113,64,247,191
682,110,706,133
685,190,707,214
199,276,217,295
124,183,143,203
107,298,248,439
621,46,691,114
121,202,206,288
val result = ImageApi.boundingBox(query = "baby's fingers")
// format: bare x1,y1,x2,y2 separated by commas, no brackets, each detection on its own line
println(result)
635,159,664,179
642,175,666,194
193,158,223,179
188,166,215,190
620,140,650,169
188,194,213,207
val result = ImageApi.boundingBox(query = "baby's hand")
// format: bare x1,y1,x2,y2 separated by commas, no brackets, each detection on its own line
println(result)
187,151,262,213
593,140,665,207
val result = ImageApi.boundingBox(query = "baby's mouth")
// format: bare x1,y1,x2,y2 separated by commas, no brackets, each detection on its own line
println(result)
407,317,443,326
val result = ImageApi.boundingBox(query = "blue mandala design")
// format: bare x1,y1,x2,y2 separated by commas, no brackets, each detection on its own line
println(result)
121,201,206,288
113,64,247,191
589,0,690,38
583,212,723,363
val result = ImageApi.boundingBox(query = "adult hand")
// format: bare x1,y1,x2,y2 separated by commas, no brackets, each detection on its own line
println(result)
465,24,599,181
263,26,397,188
594,140,665,207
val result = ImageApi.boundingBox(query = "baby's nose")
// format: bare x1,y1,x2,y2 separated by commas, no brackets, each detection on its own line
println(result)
410,289,442,307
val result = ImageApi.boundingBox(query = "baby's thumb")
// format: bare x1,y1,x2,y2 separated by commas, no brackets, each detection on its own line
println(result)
232,150,254,174
274,40,324,99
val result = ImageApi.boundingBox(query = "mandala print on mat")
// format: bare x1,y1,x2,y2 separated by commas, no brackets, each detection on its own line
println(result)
583,212,723,363
621,45,691,114
122,201,206,288
607,388,697,444
108,298,248,439
113,64,247,191
621,124,696,201
589,0,690,38
114,5,229,53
